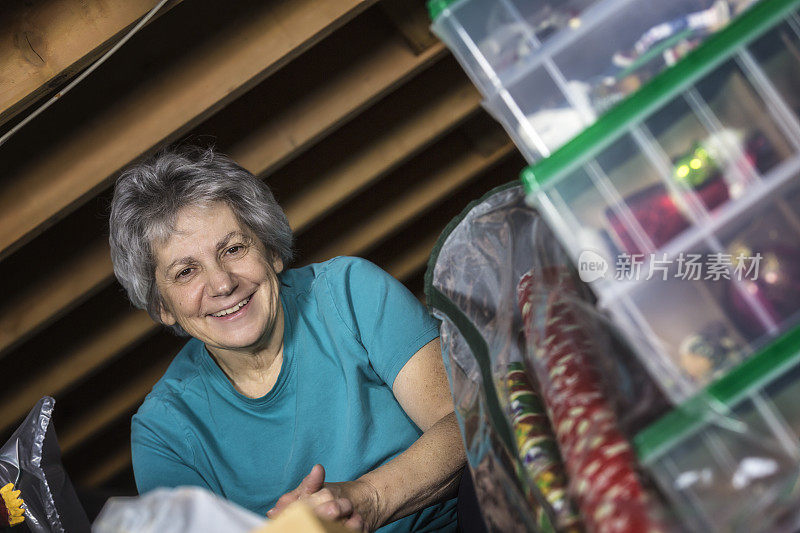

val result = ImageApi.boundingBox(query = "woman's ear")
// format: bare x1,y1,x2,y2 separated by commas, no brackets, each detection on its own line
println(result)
272,255,284,274
159,301,177,326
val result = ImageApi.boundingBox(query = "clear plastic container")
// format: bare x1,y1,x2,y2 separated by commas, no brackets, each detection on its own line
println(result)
635,325,800,532
429,0,763,160
522,2,800,400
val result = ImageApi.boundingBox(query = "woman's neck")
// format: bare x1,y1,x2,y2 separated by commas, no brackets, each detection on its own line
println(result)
207,303,286,398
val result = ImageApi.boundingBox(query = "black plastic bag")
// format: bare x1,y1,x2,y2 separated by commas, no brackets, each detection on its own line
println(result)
0,397,90,532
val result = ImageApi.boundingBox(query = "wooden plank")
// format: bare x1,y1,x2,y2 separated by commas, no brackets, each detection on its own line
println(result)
386,232,440,282
0,0,377,260
230,42,447,177
0,239,113,356
60,357,171,453
0,311,157,433
81,446,132,488
309,142,515,263
284,77,482,233
0,0,172,127
378,0,439,54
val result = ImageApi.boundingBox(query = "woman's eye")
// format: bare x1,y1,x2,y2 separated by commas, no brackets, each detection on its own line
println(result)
225,245,244,255
176,267,193,279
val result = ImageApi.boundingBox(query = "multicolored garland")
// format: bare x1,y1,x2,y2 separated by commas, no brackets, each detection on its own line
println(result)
504,362,584,532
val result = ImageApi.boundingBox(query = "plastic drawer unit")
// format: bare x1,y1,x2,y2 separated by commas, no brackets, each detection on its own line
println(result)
634,325,800,532
428,0,762,162
521,0,800,401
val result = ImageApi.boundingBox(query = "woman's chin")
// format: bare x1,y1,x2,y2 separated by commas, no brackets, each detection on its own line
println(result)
205,326,274,355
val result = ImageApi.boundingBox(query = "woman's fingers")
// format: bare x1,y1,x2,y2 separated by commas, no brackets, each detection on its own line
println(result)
267,464,327,518
304,487,334,508
313,496,353,520
266,492,296,518
344,512,365,532
297,464,326,496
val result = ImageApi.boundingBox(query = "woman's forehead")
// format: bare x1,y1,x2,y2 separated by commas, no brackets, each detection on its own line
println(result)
152,203,253,262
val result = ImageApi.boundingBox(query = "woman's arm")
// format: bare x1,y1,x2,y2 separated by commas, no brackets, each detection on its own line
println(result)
131,417,212,494
356,336,465,526
268,338,466,531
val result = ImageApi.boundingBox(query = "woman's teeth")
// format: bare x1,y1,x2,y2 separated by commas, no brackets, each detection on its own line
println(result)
211,296,251,317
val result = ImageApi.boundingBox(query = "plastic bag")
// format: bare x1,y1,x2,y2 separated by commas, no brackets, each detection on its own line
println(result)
92,486,267,533
0,396,90,532
439,319,554,532
426,184,669,532
429,184,584,532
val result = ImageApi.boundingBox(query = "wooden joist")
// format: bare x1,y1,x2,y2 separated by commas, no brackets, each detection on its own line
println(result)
0,240,113,356
230,42,447,177
0,311,157,433
60,357,171,453
0,0,377,260
378,0,440,54
309,142,515,262
386,232,441,282
80,446,132,488
0,0,174,127
283,75,482,232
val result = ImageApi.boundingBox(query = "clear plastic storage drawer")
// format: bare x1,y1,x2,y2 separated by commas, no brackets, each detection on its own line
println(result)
522,2,800,400
429,0,762,160
635,326,800,532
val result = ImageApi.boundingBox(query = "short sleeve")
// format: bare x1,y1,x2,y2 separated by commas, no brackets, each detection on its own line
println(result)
324,257,440,386
131,397,209,494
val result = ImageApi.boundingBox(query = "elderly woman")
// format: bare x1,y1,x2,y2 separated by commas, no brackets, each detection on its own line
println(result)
108,146,466,531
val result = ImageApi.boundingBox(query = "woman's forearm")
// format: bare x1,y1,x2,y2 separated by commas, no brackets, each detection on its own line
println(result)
358,411,466,528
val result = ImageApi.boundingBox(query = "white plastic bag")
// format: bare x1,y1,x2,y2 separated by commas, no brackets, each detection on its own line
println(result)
92,486,267,533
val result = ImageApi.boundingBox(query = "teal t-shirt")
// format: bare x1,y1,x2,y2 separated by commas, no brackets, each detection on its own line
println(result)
131,257,457,532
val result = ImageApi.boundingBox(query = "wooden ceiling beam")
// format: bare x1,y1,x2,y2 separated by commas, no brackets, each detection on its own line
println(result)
284,77,482,233
378,0,439,55
230,43,447,177
80,446,132,489
0,311,157,433
60,357,171,454
310,141,515,263
0,0,377,260
0,0,179,128
0,240,112,356
386,232,441,283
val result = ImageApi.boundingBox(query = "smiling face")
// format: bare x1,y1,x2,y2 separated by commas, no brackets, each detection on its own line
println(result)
153,202,284,358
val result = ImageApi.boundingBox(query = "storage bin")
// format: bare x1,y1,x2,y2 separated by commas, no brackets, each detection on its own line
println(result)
634,324,800,532
429,0,762,160
521,0,800,400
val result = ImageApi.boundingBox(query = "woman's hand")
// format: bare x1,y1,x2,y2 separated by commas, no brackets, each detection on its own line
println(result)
266,464,382,531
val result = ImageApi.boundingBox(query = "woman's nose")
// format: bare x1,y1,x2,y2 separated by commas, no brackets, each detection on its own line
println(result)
207,265,237,296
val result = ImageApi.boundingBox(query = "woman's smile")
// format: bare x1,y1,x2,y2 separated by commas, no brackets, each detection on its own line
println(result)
209,294,253,319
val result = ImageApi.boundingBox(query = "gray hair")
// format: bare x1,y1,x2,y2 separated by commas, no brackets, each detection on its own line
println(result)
109,145,293,335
